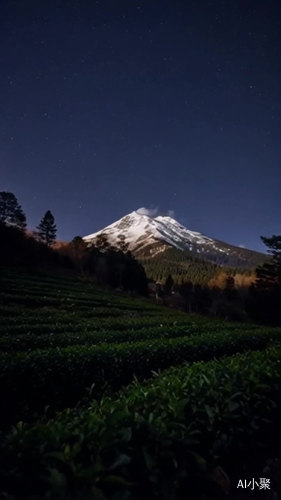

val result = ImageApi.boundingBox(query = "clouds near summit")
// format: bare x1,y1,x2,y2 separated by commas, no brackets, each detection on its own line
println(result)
136,207,159,217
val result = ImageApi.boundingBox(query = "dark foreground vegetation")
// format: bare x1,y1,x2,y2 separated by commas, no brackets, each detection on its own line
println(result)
0,219,148,296
2,347,281,500
1,267,281,499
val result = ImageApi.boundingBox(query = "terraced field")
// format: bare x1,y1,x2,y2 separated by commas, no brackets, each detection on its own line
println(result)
1,267,281,499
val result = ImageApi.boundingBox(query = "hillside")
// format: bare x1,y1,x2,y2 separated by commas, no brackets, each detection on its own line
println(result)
0,266,242,425
1,267,281,499
138,246,257,285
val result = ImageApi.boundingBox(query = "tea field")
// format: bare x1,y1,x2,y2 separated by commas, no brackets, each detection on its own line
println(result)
1,267,281,499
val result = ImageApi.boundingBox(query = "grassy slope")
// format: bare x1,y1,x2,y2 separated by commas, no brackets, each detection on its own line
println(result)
1,267,281,499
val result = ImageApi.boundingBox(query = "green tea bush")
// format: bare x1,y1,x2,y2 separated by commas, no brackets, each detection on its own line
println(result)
1,327,280,426
1,321,255,351
1,346,281,499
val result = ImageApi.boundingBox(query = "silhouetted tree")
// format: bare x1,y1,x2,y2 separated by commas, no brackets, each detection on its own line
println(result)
0,192,26,230
247,235,281,325
122,254,148,295
224,274,237,300
67,236,87,273
225,274,235,289
83,245,100,274
256,235,281,288
37,210,57,246
82,244,148,295
155,282,163,300
164,274,174,295
179,281,193,312
0,220,71,270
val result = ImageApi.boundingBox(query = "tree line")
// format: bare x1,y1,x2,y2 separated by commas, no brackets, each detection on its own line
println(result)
139,247,255,287
152,236,281,325
62,235,148,295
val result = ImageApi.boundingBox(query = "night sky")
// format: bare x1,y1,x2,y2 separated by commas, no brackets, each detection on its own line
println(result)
1,0,281,252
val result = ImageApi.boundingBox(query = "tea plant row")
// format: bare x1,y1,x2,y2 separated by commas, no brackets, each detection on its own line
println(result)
1,326,280,426
1,345,281,499
0,322,279,353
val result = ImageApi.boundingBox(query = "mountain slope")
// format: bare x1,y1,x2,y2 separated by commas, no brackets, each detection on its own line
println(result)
83,209,266,269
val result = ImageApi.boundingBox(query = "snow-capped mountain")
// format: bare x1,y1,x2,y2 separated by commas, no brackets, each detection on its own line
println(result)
83,209,265,268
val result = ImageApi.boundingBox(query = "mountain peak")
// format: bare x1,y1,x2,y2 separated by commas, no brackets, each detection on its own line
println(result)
83,209,264,268
83,209,213,250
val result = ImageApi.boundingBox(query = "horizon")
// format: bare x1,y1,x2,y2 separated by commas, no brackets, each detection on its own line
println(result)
0,191,272,253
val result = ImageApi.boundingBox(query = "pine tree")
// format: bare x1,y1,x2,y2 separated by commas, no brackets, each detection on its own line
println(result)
224,274,236,300
255,235,281,288
247,235,281,325
37,210,57,246
225,274,235,290
0,192,26,230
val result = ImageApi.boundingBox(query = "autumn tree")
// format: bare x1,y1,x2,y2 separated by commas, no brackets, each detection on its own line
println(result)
0,192,26,230
37,210,57,246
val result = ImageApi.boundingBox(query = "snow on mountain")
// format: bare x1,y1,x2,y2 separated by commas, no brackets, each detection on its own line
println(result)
83,209,231,256
83,209,266,269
